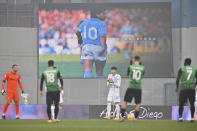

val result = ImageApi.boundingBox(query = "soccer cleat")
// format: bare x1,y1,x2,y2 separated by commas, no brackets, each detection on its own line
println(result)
178,117,183,122
54,118,61,122
48,120,53,123
52,119,60,123
120,117,124,122
133,118,137,123
16,116,20,119
103,115,110,120
114,117,120,120
190,120,194,123
190,118,195,123
2,115,6,120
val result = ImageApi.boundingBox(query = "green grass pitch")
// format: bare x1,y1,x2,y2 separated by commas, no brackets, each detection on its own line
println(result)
1,119,197,131
39,52,171,78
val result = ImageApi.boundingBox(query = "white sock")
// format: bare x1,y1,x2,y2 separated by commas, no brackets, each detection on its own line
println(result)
107,103,111,116
51,105,55,120
115,104,120,117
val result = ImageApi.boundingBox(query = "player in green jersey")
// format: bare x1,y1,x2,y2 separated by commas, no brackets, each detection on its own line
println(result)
40,60,63,123
176,58,197,123
120,56,145,122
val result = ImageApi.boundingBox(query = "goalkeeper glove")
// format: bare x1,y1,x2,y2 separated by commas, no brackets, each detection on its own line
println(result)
21,91,24,97
1,89,6,96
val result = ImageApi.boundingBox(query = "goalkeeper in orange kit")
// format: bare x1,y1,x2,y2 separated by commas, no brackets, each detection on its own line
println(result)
1,64,24,119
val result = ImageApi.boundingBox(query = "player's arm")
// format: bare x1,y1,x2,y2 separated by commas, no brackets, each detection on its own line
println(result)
107,74,113,86
114,75,121,87
57,71,63,90
2,73,8,89
40,73,45,97
76,21,83,45
127,67,130,76
18,74,24,93
195,70,197,87
1,73,8,95
176,68,182,92
76,31,83,45
127,60,132,76
99,37,106,56
107,74,110,86
98,23,107,56
142,68,145,76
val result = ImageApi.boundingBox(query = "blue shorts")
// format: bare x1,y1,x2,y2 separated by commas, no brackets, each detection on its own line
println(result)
81,44,107,61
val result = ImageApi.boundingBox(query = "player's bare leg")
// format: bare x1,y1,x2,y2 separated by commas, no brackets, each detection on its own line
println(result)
114,102,120,120
104,101,111,120
84,59,93,78
95,60,106,78
120,101,127,122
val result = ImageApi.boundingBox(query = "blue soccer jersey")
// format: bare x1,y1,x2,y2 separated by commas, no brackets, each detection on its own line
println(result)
78,18,107,47
120,24,134,35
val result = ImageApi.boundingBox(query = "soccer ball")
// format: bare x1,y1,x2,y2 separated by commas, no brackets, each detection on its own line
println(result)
127,113,135,120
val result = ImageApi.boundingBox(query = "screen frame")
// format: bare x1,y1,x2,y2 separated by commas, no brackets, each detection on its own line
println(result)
38,2,174,79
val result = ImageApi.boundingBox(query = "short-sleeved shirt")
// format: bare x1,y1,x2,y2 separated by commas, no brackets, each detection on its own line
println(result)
179,66,197,90
107,74,121,88
3,72,22,92
128,64,145,90
78,18,107,47
42,68,61,92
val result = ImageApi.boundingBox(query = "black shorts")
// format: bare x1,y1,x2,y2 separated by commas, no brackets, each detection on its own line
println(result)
124,88,142,104
179,89,196,105
46,91,60,105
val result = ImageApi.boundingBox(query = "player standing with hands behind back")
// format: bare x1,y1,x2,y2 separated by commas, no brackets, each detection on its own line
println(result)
176,58,197,122
40,60,63,123
120,56,145,122
1,64,24,119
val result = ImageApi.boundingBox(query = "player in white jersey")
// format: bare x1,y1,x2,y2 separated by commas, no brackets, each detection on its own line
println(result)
104,66,121,120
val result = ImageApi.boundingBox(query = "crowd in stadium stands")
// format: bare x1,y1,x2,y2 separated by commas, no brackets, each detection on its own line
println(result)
39,8,170,54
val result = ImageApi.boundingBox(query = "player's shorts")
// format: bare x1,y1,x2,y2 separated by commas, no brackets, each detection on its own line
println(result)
81,44,107,61
124,88,141,104
107,87,120,103
121,34,134,43
179,89,196,105
46,91,60,105
7,91,19,102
